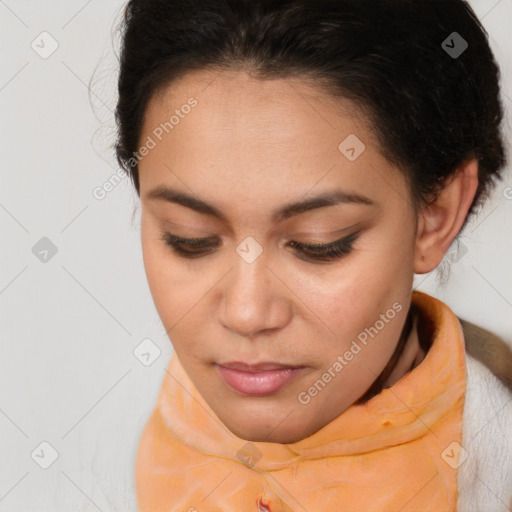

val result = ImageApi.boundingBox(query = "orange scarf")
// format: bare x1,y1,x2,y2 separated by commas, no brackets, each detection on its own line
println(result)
135,290,467,511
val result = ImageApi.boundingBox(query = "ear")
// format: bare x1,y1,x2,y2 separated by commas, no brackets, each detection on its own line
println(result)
414,158,479,274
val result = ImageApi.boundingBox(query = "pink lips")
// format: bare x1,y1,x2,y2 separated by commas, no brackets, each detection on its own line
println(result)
216,361,305,396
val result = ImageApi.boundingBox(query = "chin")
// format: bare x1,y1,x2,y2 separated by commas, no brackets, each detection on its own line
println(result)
221,414,309,444
232,427,306,444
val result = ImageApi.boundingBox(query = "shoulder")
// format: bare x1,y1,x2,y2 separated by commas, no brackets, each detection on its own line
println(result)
457,352,512,512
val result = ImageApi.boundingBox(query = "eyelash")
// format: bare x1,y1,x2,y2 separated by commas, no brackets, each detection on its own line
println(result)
158,230,361,263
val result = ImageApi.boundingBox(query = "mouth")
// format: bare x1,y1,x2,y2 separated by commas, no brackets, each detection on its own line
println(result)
216,361,306,396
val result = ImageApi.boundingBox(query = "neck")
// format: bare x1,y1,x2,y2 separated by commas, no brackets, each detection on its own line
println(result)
383,314,426,388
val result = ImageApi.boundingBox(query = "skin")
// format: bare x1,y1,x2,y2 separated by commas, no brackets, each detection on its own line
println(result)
138,69,478,443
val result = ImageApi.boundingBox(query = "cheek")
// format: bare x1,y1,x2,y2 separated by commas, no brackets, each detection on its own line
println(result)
141,223,165,297
286,247,410,341
140,224,187,324
140,224,219,358
280,239,412,384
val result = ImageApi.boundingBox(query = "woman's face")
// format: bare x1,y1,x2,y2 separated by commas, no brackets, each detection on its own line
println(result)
138,69,419,443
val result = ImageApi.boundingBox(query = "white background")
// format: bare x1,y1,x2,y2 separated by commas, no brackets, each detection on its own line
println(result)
1,1,511,510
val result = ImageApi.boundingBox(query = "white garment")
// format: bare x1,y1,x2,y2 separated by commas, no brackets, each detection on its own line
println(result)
457,353,512,511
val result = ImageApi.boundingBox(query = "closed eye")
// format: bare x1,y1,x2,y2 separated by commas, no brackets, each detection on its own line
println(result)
159,230,361,263
288,230,360,262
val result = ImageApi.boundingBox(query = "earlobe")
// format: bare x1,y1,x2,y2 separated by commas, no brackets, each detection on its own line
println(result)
413,158,479,274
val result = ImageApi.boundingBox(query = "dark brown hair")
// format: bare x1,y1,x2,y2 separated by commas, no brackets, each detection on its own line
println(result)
114,0,507,233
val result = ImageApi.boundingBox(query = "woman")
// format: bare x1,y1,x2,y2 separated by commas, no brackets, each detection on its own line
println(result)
113,0,512,510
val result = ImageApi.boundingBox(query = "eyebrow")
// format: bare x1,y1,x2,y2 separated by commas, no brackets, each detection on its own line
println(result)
145,186,376,224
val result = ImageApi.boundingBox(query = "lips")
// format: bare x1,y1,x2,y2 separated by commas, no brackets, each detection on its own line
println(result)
216,361,305,396
219,361,302,372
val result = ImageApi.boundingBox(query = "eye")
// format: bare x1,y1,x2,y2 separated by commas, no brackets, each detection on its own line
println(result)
159,230,361,262
159,232,220,259
287,230,361,262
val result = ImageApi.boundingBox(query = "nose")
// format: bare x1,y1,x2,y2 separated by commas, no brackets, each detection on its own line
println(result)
218,253,291,338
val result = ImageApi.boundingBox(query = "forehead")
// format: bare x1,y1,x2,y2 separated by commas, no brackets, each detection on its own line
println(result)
143,68,368,151
138,69,406,222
